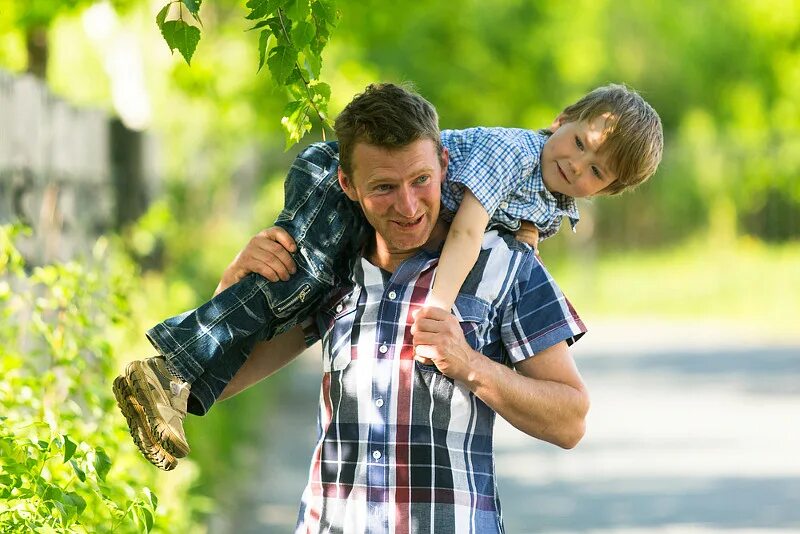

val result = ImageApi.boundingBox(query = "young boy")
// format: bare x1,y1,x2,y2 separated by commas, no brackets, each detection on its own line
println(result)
114,83,662,470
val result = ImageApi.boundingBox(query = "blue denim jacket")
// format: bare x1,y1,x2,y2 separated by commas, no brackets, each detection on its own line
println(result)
147,142,369,415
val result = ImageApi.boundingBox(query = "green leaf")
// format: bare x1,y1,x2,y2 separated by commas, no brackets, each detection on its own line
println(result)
156,3,169,27
182,0,201,15
246,0,289,20
291,20,315,49
64,491,87,516
310,81,331,101
140,506,154,532
182,0,203,24
62,435,76,463
303,47,322,77
93,447,112,482
311,0,337,26
281,100,312,149
258,30,269,72
69,459,85,482
285,0,311,21
143,487,158,510
267,45,298,85
247,19,271,31
160,20,201,65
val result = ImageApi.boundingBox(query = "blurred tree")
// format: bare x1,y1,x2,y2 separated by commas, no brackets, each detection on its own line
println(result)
8,0,135,77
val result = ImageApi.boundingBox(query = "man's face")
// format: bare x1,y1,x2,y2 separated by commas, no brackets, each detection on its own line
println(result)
339,139,447,258
541,112,619,198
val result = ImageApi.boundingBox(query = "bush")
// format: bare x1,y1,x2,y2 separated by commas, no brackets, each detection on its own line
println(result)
0,224,198,533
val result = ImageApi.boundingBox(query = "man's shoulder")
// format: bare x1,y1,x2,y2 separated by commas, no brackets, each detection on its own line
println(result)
481,230,535,256
457,231,538,302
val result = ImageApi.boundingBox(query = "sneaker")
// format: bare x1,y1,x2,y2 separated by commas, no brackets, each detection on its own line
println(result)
121,356,191,458
113,374,178,470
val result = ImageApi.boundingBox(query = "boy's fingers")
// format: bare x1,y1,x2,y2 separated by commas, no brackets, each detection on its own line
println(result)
414,355,434,365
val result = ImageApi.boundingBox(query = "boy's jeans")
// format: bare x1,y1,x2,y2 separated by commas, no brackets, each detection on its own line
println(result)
146,142,369,415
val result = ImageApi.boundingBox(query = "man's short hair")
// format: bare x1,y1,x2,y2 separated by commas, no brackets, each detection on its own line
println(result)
558,84,664,195
334,83,443,176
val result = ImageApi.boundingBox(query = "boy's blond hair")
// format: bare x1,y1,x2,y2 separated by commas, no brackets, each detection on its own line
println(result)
558,84,663,195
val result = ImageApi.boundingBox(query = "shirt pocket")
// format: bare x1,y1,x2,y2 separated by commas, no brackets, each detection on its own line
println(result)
318,288,360,372
414,293,491,375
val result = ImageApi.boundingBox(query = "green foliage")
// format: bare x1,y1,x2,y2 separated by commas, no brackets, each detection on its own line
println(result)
155,0,337,148
157,3,201,65
0,224,197,532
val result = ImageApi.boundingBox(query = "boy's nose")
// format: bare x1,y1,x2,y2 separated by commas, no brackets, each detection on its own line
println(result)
570,158,586,176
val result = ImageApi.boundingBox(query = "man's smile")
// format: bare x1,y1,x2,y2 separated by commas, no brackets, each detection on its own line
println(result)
392,215,424,229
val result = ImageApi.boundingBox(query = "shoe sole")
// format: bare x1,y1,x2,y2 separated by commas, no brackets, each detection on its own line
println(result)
125,360,191,458
113,375,178,471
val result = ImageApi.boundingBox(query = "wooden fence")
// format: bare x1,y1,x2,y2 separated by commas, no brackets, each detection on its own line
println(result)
0,69,159,264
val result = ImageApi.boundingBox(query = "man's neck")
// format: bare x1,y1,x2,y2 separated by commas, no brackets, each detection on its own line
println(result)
367,219,449,272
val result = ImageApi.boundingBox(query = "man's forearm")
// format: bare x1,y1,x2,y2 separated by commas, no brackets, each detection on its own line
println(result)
218,326,308,401
464,348,590,449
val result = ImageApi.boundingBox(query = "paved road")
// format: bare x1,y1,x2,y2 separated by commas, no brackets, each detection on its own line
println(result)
224,321,800,533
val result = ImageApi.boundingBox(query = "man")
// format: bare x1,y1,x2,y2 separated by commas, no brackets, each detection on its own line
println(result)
214,84,590,532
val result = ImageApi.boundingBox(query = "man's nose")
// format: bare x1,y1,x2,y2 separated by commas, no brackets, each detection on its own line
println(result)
395,186,418,216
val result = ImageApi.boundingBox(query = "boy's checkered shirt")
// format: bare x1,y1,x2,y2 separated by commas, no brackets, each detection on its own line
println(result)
441,127,580,240
296,231,585,533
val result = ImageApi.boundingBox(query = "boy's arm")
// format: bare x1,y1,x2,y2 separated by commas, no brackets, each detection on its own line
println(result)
428,189,490,311
218,325,308,401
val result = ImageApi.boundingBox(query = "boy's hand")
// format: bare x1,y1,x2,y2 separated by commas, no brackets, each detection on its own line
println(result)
215,227,298,296
515,221,540,255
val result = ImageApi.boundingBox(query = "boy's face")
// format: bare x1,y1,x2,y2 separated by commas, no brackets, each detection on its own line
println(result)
541,112,618,198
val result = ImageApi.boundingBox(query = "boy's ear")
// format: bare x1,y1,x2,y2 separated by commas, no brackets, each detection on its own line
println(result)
549,113,567,132
338,168,359,201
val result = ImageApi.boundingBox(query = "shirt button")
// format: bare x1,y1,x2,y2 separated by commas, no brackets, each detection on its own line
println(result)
379,344,388,354
499,201,509,210
388,290,397,300
375,398,384,408
372,450,382,460
335,304,343,313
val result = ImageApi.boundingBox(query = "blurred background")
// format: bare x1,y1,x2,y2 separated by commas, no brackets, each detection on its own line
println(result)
0,0,798,532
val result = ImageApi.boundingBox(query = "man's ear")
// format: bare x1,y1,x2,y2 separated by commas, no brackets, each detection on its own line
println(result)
549,113,567,133
338,168,358,201
440,146,449,174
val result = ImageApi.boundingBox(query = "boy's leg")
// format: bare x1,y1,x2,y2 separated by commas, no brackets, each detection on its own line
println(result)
115,142,369,468
115,267,331,461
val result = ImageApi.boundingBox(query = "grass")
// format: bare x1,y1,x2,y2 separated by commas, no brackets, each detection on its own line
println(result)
547,236,800,339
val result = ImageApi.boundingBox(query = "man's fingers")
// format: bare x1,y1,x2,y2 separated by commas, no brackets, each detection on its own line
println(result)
411,317,444,335
266,226,298,253
411,332,438,346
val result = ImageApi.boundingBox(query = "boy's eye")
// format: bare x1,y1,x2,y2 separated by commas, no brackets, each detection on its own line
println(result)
592,166,602,179
574,136,584,150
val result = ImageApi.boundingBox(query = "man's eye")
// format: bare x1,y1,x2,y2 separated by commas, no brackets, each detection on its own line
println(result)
376,184,392,192
416,175,430,184
575,136,584,150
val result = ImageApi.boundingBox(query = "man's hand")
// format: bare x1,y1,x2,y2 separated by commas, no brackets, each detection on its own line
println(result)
214,226,298,296
410,306,476,383
515,221,540,255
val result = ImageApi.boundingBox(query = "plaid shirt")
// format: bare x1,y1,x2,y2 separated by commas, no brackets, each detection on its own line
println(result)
296,231,585,533
441,127,580,240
